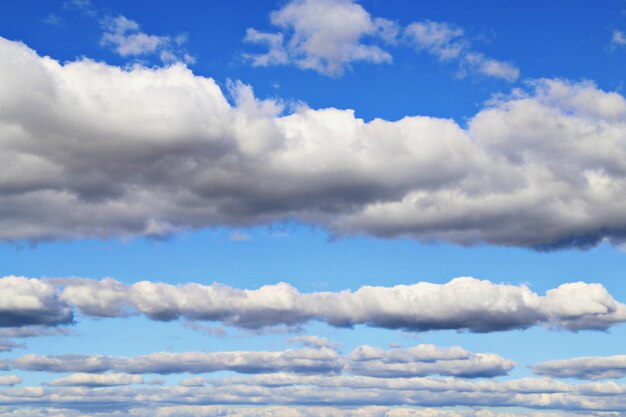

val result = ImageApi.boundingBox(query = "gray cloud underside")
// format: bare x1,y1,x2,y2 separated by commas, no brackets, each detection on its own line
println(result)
2,374,626,413
11,343,514,378
2,38,626,248
533,354,626,380
2,275,625,332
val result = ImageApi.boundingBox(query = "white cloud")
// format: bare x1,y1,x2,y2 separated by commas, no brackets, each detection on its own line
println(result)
13,347,344,375
44,373,143,387
612,30,626,47
0,374,625,414
3,38,626,248
244,1,517,81
533,354,626,380
0,375,21,386
244,0,395,76
0,406,590,417
0,276,73,328
347,344,514,378
12,343,513,379
55,276,626,332
100,15,194,64
406,21,519,81
179,377,206,387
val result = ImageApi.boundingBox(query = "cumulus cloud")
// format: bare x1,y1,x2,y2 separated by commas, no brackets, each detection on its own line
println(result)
405,21,519,81
57,276,626,332
0,276,73,328
533,354,626,380
12,343,513,379
100,15,194,64
3,38,626,248
44,373,143,387
0,375,21,386
347,344,514,378
244,0,395,76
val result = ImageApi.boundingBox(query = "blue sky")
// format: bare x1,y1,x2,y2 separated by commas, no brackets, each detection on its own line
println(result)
2,1,626,416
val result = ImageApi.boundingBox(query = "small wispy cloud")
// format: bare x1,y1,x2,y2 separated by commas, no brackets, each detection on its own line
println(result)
100,15,195,64
406,20,519,81
612,29,626,47
229,231,252,242
244,0,518,81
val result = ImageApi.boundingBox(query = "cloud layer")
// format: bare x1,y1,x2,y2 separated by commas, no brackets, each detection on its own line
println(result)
11,343,514,379
1,373,626,414
533,354,626,380
2,37,626,247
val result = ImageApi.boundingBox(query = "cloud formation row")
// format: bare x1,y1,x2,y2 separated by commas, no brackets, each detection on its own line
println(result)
2,37,626,247
0,405,589,417
11,343,513,378
2,275,625,332
1,373,626,414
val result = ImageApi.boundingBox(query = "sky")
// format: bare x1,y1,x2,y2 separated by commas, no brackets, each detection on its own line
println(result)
2,0,626,416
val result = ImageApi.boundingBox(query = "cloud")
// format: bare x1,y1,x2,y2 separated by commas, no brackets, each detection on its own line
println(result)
405,21,519,81
228,232,251,241
44,373,143,387
56,276,626,332
288,335,339,350
100,15,194,64
0,375,21,386
612,30,626,47
179,377,206,387
3,38,626,248
533,354,626,380
63,0,97,17
0,374,626,414
0,276,73,328
244,0,516,81
12,343,513,379
0,406,590,417
347,344,514,378
0,339,25,353
13,347,344,375
0,326,72,338
244,0,395,76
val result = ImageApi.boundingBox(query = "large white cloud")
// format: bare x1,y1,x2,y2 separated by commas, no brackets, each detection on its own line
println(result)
58,276,626,332
2,38,626,248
